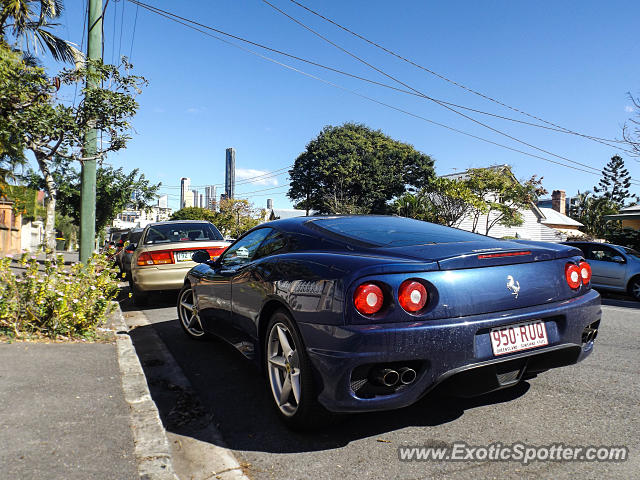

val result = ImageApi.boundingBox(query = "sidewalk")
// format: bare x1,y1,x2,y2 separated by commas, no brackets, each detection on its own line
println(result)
0,342,138,479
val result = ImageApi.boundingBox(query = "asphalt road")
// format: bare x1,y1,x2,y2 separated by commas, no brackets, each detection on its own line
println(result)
125,293,639,480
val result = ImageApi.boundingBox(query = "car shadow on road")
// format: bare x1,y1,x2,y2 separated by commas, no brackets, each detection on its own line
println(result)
599,293,639,309
127,313,531,454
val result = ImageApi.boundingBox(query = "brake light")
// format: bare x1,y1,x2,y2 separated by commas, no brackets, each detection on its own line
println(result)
579,261,592,285
137,250,174,266
206,247,226,259
565,263,581,289
354,283,384,315
478,251,531,259
398,280,428,313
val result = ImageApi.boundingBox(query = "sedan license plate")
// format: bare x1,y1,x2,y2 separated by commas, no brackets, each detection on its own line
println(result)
174,251,194,262
490,320,548,356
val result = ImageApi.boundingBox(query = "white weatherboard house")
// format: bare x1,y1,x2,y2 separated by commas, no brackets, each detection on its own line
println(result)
442,167,584,242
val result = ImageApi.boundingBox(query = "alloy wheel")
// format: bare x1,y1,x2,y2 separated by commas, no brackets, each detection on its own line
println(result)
267,322,302,417
631,279,640,300
178,287,205,337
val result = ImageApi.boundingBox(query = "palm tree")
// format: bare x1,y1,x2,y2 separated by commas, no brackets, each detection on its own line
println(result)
0,0,80,63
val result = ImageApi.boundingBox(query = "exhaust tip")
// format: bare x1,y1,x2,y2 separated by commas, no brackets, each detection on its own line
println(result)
398,367,417,385
371,368,400,387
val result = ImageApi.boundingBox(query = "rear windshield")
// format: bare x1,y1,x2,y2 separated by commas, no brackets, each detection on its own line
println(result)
143,223,223,245
309,216,486,247
129,230,143,244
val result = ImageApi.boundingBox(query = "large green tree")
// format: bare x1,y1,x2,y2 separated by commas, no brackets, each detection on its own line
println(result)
27,158,160,234
593,155,636,207
288,123,434,215
2,51,146,250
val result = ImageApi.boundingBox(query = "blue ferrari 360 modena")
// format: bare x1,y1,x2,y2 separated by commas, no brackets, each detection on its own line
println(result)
177,215,601,429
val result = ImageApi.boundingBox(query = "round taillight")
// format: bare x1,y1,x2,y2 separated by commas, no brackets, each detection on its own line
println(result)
565,263,581,289
354,283,384,315
398,280,428,313
579,261,591,285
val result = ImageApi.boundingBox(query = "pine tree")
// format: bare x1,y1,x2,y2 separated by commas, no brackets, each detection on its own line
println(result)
593,155,634,207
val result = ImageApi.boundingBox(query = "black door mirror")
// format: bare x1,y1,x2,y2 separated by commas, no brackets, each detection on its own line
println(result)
192,250,211,263
125,243,136,253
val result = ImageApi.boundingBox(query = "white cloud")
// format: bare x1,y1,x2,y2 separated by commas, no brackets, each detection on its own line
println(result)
185,107,204,114
236,168,279,186
625,105,635,113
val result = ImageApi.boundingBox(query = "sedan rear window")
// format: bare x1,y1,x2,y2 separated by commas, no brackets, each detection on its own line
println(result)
143,223,223,244
309,216,485,247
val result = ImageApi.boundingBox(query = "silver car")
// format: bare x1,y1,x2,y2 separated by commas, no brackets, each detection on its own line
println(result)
563,242,640,300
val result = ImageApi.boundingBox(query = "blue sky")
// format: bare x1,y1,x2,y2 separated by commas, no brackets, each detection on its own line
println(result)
46,0,640,211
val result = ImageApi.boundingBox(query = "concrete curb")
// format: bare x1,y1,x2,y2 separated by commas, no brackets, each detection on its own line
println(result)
110,304,180,480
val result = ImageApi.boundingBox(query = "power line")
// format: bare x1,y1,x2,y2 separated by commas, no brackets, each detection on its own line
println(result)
125,0,636,158
287,0,631,148
157,166,291,189
118,0,126,60
122,0,634,151
261,0,640,184
110,0,117,63
128,2,139,60
124,0,638,184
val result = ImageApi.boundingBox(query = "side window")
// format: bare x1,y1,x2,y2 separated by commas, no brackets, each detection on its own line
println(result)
255,230,287,259
220,228,272,267
588,246,623,263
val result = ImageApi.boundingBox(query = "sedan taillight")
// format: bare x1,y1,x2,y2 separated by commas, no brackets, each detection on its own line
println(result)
579,261,592,285
206,247,226,259
137,251,174,266
354,283,384,315
565,263,581,289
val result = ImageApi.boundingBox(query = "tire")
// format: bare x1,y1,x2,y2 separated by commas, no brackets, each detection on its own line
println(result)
177,284,209,340
264,309,331,430
628,276,640,301
129,280,149,307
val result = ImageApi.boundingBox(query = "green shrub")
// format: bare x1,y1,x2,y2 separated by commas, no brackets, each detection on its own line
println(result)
0,252,119,339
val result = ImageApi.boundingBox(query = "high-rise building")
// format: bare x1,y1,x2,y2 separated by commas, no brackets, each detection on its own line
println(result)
199,193,204,208
225,147,235,199
158,194,168,209
192,189,198,208
205,185,217,211
180,177,191,208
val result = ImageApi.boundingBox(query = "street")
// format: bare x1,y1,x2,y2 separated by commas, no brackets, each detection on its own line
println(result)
123,294,639,480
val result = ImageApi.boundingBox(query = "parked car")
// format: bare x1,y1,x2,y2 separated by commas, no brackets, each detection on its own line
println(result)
118,228,144,280
129,220,229,305
562,241,640,300
177,215,601,429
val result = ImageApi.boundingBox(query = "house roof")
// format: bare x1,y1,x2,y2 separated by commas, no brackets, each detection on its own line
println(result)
620,204,640,213
603,204,640,221
440,164,510,181
538,208,583,227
